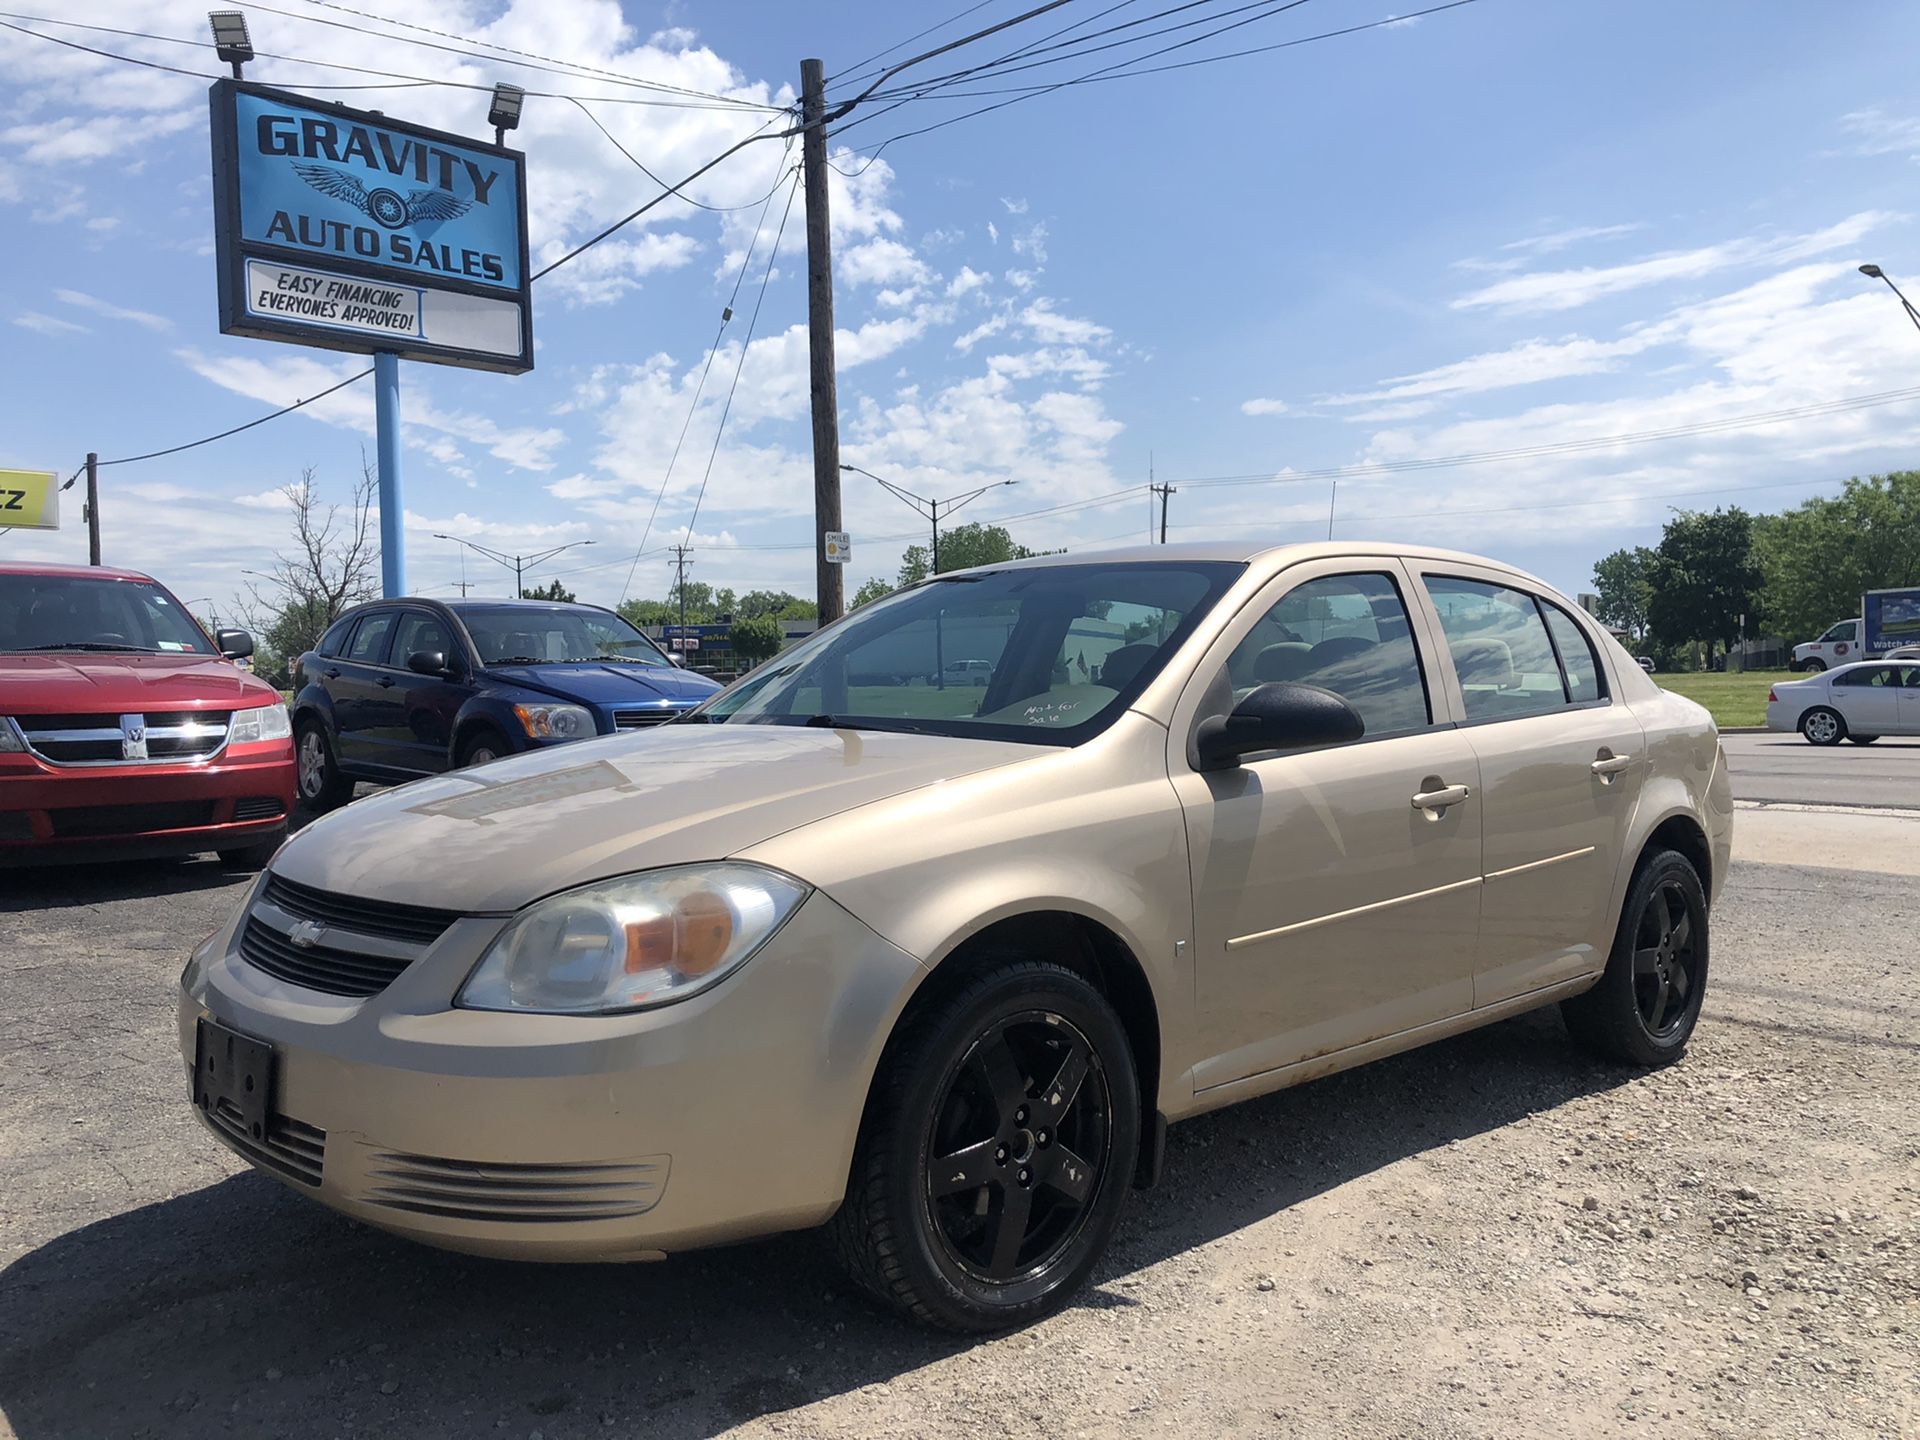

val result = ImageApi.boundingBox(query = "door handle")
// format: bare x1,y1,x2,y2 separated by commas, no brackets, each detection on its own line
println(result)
377,677,395,688
1411,783,1471,812
324,667,341,680
1590,752,1635,778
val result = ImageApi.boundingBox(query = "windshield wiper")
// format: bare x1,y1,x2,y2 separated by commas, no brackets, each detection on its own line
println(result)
18,642,159,653
484,655,546,665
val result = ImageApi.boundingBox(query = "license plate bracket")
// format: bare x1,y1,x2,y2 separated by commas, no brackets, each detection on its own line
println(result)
193,1017,275,1141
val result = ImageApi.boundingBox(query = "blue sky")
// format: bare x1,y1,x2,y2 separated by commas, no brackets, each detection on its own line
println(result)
6,0,1920,620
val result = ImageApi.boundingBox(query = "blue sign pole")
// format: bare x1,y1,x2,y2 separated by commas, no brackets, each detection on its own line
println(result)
374,350,406,596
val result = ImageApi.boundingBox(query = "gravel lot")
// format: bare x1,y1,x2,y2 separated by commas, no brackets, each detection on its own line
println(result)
2,808,1916,1440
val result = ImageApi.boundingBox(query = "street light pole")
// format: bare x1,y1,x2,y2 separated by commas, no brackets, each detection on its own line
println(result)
844,465,1017,691
1858,263,1920,335
432,533,596,597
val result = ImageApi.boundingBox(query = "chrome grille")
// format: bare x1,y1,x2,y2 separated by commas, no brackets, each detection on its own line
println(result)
363,1151,668,1223
612,708,680,730
206,1105,326,1187
262,872,460,945
16,710,229,766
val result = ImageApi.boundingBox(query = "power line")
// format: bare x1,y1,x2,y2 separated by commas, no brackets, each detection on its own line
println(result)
0,16,428,88
619,156,797,602
682,176,803,545
291,0,781,108
568,97,798,212
827,0,1006,85
822,0,1080,124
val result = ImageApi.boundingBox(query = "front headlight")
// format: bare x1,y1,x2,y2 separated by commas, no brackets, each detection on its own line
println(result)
0,720,22,753
457,864,809,1015
228,703,292,745
514,702,597,740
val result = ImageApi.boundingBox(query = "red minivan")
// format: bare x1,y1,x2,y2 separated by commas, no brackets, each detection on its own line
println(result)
1,562,297,867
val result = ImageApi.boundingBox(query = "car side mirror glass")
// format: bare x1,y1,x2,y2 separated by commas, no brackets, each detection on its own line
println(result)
406,649,448,677
1193,681,1365,769
215,628,254,660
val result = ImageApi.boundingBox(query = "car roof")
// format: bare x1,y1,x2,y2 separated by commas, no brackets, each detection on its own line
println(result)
950,539,1560,589
440,597,612,612
0,560,156,582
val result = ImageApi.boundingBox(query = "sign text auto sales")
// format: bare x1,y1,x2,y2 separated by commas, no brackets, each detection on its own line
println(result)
254,112,507,283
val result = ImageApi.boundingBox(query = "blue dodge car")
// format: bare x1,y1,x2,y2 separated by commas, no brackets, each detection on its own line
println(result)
290,596,721,810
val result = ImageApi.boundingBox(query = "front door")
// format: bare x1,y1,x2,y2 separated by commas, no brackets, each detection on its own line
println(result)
1901,666,1920,734
382,608,469,774
1170,562,1483,1092
1414,569,1647,1006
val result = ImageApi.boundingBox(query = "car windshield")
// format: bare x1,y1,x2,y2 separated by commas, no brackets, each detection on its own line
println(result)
0,573,212,654
459,605,671,667
695,560,1243,744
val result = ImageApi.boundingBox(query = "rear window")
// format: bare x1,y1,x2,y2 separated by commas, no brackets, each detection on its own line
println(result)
1426,578,1571,721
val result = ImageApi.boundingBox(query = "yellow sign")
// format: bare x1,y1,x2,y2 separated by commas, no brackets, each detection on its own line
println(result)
0,469,59,530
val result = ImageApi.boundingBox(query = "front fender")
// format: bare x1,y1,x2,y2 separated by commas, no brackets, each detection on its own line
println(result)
450,695,529,759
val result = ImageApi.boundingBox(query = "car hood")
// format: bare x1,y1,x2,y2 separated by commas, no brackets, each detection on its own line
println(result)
272,723,1043,912
483,661,720,707
0,652,280,712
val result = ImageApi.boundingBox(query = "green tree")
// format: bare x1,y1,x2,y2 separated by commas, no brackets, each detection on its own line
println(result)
737,589,816,620
896,522,1055,585
1753,471,1920,642
729,613,784,666
615,598,674,628
850,576,894,609
1591,546,1656,641
1647,507,1762,667
520,578,577,603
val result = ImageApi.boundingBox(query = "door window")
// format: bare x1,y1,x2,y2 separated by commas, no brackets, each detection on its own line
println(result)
1221,572,1431,740
1832,666,1900,688
345,611,396,665
1541,602,1607,703
392,611,455,667
1426,578,1571,721
1821,621,1859,642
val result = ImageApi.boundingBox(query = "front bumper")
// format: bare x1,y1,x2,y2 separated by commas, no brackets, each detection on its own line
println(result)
179,883,925,1260
0,742,295,863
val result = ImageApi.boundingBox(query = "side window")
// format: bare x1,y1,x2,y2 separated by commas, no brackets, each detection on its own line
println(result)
1825,621,1858,642
1542,602,1607,704
1426,578,1569,721
392,611,455,665
1221,572,1431,739
345,611,396,664
317,616,356,658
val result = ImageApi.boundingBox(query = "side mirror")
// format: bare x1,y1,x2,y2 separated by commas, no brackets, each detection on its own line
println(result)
406,649,449,677
215,628,254,660
668,653,686,667
1193,682,1364,770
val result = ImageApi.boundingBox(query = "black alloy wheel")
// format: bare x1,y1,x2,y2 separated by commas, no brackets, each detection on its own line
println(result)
1562,847,1709,1067
834,960,1139,1332
923,1011,1112,1285
1630,877,1699,1038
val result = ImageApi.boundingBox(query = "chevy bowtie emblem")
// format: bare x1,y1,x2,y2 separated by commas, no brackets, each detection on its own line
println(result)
291,162,472,230
287,919,326,949
119,713,147,762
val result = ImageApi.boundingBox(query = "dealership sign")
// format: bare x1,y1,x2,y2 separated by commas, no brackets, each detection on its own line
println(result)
210,81,531,373
0,468,59,530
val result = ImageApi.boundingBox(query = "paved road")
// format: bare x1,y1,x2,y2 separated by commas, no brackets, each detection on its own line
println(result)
3,812,1917,1439
1720,730,1920,809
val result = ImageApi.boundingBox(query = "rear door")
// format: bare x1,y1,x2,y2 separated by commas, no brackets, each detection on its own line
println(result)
1411,567,1647,1008
329,608,398,769
1901,666,1920,734
1829,665,1903,736
1170,560,1484,1091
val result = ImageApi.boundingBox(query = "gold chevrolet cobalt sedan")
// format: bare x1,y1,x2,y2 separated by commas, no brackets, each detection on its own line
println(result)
181,543,1731,1331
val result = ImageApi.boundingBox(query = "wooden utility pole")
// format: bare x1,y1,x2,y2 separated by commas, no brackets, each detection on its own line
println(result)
800,58,843,625
1151,483,1175,543
84,452,100,565
670,544,695,637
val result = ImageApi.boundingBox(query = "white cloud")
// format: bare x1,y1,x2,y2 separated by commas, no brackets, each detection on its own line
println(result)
56,288,170,331
1000,197,1029,214
1020,298,1110,345
1322,334,1655,405
1452,212,1896,313
987,221,1000,245
1241,398,1290,416
947,266,991,298
954,314,1010,352
534,232,701,308
1836,108,1920,159
14,312,87,336
3,111,196,166
1011,222,1050,265
1004,268,1037,292
840,237,930,288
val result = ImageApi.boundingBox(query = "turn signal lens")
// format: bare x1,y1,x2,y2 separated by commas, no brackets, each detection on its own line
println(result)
1768,688,1777,702
459,864,807,1015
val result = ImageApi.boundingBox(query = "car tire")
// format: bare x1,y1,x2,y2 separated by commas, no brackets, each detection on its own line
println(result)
457,727,510,769
1561,848,1708,1068
1847,734,1880,745
1799,706,1846,746
217,835,283,870
1801,659,1826,673
295,719,352,812
832,959,1140,1333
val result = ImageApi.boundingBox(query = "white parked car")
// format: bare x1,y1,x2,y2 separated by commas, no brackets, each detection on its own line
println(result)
1766,661,1920,745
1889,645,1920,661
